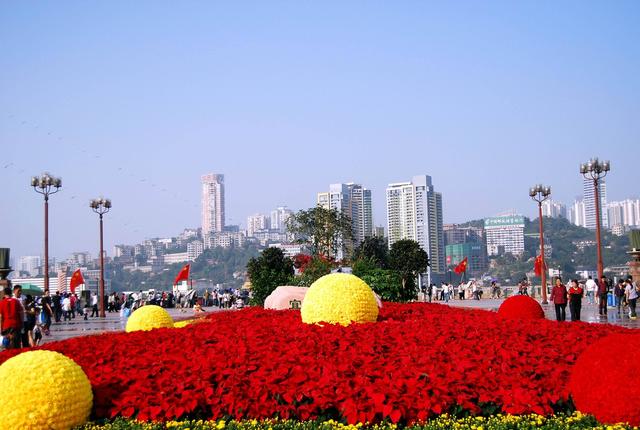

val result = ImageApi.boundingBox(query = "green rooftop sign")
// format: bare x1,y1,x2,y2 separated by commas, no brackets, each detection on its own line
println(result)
484,215,525,228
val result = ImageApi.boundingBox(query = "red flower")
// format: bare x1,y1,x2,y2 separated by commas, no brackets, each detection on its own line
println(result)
569,333,640,426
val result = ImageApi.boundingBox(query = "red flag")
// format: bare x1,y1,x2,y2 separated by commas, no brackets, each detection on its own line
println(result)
69,269,85,294
453,257,468,274
174,264,190,285
534,255,545,277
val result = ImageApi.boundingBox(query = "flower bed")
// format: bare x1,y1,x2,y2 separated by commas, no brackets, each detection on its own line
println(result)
75,414,633,430
0,303,633,424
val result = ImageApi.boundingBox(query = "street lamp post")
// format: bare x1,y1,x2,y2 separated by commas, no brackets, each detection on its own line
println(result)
90,198,112,318
580,158,610,281
529,184,551,304
31,173,62,292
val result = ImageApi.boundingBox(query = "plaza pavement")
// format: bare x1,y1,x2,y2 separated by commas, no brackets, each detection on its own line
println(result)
39,298,639,344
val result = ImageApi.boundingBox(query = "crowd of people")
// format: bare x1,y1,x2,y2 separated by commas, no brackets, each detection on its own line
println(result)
549,275,639,322
425,280,485,302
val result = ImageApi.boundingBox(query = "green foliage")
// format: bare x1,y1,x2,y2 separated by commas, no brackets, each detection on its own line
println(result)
294,257,333,288
389,239,429,293
353,237,388,268
287,206,354,259
247,248,294,306
360,268,409,302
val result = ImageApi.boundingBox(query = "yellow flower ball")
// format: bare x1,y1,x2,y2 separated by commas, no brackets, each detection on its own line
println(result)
125,305,174,332
0,350,93,430
301,273,379,326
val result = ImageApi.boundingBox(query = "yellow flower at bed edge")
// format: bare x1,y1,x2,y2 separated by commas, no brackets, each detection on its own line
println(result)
0,350,93,430
301,273,378,326
126,304,174,332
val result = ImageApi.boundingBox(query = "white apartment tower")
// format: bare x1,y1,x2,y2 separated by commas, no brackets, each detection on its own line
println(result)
201,174,225,244
583,177,608,230
317,183,373,256
386,175,445,277
247,213,270,237
541,200,567,219
270,207,293,233
569,199,586,228
608,199,640,228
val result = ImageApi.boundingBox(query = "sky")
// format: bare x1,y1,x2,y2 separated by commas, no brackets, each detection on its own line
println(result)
1,1,639,262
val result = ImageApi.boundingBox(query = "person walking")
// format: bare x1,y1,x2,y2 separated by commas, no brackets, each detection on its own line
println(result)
597,275,610,316
614,279,626,314
624,277,638,320
40,289,53,335
62,294,72,322
568,279,584,321
90,293,99,317
585,276,596,305
23,295,37,347
550,277,568,322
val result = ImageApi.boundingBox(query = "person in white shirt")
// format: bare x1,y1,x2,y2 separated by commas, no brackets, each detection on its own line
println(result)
585,276,596,305
62,294,72,321
90,293,99,317
624,278,638,319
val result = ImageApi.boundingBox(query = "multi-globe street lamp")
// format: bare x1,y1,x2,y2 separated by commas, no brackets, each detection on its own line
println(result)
90,197,112,318
529,184,551,304
580,158,610,281
31,173,62,292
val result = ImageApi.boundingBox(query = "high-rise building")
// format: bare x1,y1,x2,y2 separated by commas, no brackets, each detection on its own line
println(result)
569,199,586,228
445,243,487,273
484,214,525,256
386,175,444,277
443,224,484,246
608,199,640,228
247,213,270,237
270,206,293,233
541,200,567,219
201,173,225,245
187,241,204,261
583,177,608,230
18,256,41,277
317,183,373,255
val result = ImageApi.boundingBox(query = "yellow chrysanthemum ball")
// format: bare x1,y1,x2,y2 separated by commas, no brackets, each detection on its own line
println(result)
301,273,379,326
0,350,93,430
125,304,174,332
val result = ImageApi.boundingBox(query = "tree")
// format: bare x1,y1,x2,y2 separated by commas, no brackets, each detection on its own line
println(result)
353,236,388,268
287,206,354,260
246,248,294,306
389,240,429,296
359,268,409,302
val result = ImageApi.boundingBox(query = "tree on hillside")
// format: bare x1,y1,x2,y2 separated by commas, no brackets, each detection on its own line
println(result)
353,236,388,268
389,239,429,296
247,248,294,306
286,206,354,259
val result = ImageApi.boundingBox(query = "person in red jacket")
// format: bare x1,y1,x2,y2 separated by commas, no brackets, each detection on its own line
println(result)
0,285,24,349
568,279,584,321
550,277,568,322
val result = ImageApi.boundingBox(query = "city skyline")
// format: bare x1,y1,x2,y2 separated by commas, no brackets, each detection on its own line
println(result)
2,2,639,260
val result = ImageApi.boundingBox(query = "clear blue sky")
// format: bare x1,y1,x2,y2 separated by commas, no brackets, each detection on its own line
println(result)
2,1,639,261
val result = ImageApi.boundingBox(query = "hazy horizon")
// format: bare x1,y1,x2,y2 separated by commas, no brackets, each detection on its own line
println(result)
2,2,639,261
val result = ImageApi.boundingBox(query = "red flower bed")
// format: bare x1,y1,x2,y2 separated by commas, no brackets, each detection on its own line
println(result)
569,333,640,426
0,303,632,423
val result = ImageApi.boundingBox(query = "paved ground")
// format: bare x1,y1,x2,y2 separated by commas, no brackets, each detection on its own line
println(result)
36,299,638,345
442,298,640,328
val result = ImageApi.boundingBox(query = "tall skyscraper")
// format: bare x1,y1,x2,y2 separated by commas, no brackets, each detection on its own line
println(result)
317,183,373,255
18,255,41,277
386,175,444,278
583,177,608,230
201,174,225,244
